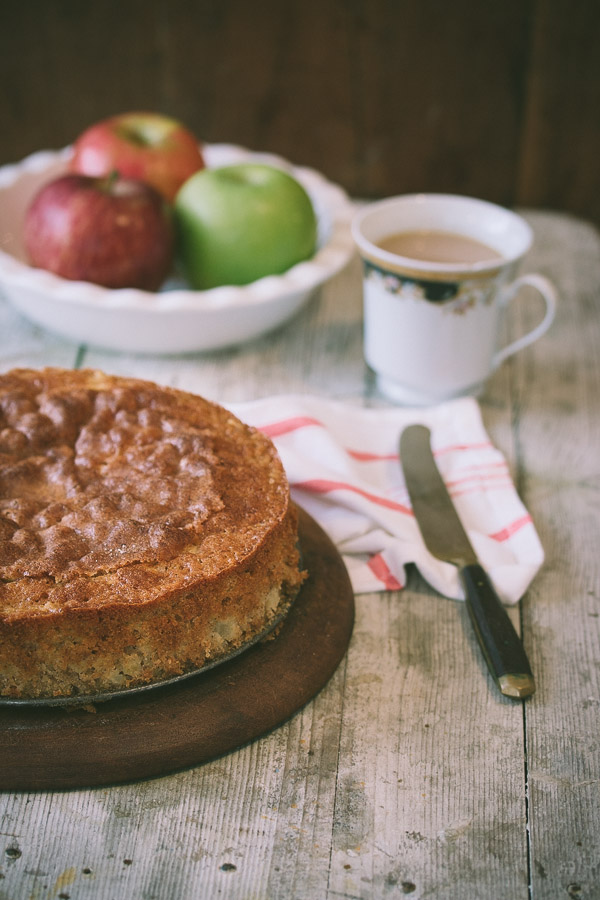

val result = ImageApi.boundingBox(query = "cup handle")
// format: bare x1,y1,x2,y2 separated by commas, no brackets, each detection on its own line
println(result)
493,273,557,369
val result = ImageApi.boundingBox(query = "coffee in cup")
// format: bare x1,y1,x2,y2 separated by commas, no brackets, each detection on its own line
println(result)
352,194,556,405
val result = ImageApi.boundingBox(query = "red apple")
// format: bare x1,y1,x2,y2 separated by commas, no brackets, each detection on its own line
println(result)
24,172,174,291
69,112,205,202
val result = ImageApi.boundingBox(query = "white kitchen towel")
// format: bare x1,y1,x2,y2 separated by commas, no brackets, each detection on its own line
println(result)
228,395,544,604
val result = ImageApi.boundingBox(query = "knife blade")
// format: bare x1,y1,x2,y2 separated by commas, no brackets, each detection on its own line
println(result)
400,423,535,699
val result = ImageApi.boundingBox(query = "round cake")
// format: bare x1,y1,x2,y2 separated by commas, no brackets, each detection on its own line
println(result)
0,367,305,701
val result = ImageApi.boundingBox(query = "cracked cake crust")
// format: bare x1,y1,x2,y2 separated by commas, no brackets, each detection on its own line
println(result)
0,368,305,700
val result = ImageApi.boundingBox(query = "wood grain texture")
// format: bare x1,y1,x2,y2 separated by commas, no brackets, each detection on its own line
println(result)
516,4,600,221
0,210,599,897
1,0,599,222
507,213,600,900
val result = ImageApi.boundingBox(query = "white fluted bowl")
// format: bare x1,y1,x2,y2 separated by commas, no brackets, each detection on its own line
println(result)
0,143,356,354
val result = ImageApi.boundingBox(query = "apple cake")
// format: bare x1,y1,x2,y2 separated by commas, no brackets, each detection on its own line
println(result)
0,367,305,701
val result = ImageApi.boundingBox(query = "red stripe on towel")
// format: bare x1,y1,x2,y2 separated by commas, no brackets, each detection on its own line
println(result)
347,450,400,462
489,514,532,542
434,441,494,456
294,479,412,515
259,416,323,438
368,554,404,590
450,482,513,499
445,469,511,490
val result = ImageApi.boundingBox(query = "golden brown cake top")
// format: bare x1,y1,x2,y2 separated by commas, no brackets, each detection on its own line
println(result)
0,368,289,621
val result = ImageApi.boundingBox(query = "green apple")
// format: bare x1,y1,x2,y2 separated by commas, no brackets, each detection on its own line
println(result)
174,163,318,289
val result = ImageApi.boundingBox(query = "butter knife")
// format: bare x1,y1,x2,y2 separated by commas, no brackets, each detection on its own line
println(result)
400,424,535,699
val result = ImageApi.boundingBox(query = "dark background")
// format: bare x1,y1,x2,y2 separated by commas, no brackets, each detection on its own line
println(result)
2,0,599,224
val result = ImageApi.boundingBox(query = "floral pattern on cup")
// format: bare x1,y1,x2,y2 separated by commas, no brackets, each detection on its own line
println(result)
363,258,501,314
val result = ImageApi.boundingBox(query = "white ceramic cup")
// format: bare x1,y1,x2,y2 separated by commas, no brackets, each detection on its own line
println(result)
352,194,556,405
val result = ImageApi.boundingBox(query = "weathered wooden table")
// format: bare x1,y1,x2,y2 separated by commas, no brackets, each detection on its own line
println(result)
0,210,598,899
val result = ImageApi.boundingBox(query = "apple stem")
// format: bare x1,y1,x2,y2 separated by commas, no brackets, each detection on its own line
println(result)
102,170,121,192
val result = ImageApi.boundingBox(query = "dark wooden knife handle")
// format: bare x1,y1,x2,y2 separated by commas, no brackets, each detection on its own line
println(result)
459,563,535,699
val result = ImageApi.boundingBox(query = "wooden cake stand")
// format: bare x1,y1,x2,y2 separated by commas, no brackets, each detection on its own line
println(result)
0,507,355,791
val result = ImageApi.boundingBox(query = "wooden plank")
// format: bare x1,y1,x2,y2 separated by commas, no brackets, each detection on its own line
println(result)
0,287,81,371
508,212,600,899
516,1,600,224
65,232,531,898
0,591,529,899
0,0,164,163
326,581,529,900
2,1,599,221
79,254,366,403
341,0,530,203
0,666,348,899
0,209,597,899
159,0,360,188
